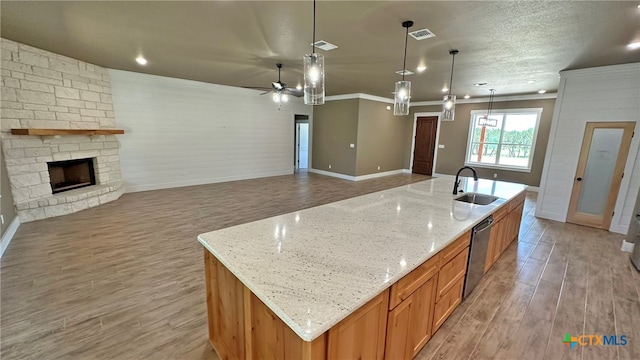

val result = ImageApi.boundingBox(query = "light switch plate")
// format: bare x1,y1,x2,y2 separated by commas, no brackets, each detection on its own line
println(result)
349,143,355,148
438,144,445,148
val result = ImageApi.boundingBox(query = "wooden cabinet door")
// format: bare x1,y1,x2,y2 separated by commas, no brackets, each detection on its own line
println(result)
432,277,464,333
385,277,436,360
408,277,437,357
327,290,389,360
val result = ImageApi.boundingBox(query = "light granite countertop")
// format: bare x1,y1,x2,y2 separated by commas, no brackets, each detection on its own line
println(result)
197,176,527,341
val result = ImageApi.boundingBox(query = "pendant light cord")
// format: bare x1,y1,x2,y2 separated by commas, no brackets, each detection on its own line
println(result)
402,25,409,81
448,53,456,97
488,89,495,117
311,0,316,55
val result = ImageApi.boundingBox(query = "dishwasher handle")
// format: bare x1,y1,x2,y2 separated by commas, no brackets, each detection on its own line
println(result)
474,217,494,233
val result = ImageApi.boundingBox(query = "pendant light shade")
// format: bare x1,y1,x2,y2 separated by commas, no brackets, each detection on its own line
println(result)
304,0,324,105
303,53,324,105
394,20,413,116
442,50,459,121
394,81,411,116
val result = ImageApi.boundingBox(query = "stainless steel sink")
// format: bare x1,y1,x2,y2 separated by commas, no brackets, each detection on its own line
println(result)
454,193,499,205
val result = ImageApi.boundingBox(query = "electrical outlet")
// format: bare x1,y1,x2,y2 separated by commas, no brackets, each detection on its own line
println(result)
438,144,445,149
328,164,332,169
493,173,498,178
349,143,355,148
377,166,381,170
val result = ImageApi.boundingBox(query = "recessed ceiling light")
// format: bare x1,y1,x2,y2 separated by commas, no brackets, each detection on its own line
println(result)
538,89,546,94
441,87,449,92
527,80,536,84
416,65,427,72
627,41,640,50
464,95,470,99
296,84,302,90
135,56,147,65
473,82,487,87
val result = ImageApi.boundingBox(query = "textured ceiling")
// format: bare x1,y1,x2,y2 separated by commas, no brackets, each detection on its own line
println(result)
2,1,639,101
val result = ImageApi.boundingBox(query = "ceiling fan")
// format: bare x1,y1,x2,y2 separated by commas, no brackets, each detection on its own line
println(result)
244,63,303,103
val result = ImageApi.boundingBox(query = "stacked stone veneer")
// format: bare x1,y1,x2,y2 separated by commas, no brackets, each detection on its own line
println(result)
1,38,123,222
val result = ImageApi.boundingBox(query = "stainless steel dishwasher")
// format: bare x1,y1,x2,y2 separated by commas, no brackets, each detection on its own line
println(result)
464,215,493,298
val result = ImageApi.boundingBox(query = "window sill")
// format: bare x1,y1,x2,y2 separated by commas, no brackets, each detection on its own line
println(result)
464,162,532,173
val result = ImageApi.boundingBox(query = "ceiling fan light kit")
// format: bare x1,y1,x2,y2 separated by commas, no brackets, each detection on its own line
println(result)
304,0,325,105
394,20,413,116
442,49,459,121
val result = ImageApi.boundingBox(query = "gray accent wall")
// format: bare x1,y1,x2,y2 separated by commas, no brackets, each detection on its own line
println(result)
312,99,359,176
407,98,555,186
355,99,408,176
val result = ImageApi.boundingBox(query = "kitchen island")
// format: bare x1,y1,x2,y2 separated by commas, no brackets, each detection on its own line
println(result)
197,176,527,359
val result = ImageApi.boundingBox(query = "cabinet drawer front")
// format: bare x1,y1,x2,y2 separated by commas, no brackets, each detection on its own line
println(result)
389,253,440,310
492,204,509,222
436,247,469,301
432,277,465,333
440,231,471,266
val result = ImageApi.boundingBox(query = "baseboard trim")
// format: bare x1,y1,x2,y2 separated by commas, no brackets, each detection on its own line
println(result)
534,210,566,223
609,224,629,235
621,239,635,252
124,170,294,193
308,168,355,181
309,168,409,181
0,217,20,258
403,169,411,174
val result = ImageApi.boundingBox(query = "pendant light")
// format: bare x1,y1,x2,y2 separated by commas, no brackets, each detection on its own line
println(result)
303,0,324,105
442,49,459,121
394,20,413,116
476,89,497,162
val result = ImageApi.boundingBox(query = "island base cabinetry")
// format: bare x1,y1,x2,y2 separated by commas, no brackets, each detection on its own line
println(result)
485,192,526,273
205,251,327,360
203,229,489,360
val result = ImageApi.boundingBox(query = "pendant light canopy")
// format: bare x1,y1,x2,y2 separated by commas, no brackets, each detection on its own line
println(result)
303,0,324,105
394,20,413,116
442,49,459,121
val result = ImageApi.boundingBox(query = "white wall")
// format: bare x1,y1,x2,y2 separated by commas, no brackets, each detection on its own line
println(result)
536,63,640,234
109,70,312,192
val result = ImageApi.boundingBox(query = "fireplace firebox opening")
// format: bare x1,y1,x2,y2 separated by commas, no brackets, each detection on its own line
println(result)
47,158,96,194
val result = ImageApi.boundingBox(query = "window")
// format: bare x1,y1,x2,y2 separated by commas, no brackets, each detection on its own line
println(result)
465,108,542,172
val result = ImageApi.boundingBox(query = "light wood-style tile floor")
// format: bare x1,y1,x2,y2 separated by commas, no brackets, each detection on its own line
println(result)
2,173,639,359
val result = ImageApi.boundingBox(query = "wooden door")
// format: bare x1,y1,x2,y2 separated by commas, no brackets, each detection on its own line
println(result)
412,116,438,175
567,122,634,229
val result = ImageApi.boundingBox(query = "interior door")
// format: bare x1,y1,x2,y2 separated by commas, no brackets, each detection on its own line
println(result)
567,122,635,229
412,116,438,175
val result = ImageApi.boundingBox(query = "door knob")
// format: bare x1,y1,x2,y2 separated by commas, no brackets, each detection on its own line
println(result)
576,177,582,181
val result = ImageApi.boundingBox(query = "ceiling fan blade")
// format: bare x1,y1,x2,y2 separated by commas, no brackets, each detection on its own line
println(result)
283,88,303,97
242,86,272,91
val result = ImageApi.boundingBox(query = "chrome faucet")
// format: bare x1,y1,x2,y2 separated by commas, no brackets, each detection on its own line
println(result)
453,166,478,194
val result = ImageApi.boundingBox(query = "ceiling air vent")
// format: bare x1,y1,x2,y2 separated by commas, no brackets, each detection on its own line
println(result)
409,28,436,41
312,40,338,51
395,70,414,76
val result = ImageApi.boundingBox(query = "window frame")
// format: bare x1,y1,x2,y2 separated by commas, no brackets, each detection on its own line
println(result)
464,108,542,173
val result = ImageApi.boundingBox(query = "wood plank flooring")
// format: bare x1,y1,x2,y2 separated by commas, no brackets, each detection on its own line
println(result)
2,174,639,360
0,172,428,360
418,192,640,360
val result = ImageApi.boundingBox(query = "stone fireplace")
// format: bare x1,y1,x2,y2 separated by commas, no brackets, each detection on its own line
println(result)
48,158,96,193
1,38,123,222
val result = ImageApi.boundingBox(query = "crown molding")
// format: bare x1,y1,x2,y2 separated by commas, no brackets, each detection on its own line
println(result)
325,92,556,105
412,93,557,106
325,93,394,104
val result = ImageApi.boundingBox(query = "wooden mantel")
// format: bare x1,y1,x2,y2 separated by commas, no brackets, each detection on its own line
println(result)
11,128,125,136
